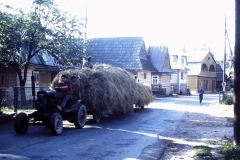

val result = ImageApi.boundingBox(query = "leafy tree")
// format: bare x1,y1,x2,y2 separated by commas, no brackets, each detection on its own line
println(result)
0,0,87,87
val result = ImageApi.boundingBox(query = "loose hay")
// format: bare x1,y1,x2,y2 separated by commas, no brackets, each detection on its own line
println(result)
50,64,152,114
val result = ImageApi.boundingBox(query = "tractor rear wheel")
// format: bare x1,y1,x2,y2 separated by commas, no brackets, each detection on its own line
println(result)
74,103,87,128
93,111,101,123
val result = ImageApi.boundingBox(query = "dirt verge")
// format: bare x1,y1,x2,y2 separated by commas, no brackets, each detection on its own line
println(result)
159,104,233,160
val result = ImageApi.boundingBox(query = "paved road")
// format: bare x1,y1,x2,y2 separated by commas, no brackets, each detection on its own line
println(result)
0,94,219,160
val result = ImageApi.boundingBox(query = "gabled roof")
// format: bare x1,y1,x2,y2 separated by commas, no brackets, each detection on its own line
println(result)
87,37,158,72
187,51,217,76
147,46,175,73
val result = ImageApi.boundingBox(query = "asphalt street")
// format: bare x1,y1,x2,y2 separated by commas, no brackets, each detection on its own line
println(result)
0,94,219,160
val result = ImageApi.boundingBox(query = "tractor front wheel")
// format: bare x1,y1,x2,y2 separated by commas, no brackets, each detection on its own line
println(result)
14,112,29,134
50,113,63,136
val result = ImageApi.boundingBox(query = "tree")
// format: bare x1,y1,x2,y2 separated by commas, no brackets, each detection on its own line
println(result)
0,0,87,87
234,0,240,145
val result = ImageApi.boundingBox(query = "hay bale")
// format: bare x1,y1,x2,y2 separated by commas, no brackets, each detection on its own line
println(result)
135,83,153,108
50,64,152,114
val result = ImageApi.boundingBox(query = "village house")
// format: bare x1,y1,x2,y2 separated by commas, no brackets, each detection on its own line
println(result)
168,47,189,94
0,52,57,106
187,51,217,93
147,46,175,95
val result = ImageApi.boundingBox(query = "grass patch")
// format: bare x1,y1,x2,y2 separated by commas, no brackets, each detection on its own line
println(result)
193,137,240,160
218,137,240,160
194,145,212,159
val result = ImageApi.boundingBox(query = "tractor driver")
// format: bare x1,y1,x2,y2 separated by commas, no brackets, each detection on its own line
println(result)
54,75,73,112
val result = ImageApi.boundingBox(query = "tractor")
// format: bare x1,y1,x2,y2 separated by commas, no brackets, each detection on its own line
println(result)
14,89,87,136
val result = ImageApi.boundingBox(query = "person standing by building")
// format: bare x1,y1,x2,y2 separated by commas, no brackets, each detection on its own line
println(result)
82,56,93,69
187,86,191,96
198,87,204,103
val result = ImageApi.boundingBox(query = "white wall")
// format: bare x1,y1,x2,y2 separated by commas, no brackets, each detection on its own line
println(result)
137,71,152,86
161,73,171,95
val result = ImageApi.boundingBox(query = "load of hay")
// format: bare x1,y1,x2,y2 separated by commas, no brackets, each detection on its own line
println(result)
50,64,152,114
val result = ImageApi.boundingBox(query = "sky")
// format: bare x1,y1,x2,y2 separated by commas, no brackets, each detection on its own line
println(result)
0,0,235,61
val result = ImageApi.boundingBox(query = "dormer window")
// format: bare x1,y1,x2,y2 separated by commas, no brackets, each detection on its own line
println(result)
181,57,185,65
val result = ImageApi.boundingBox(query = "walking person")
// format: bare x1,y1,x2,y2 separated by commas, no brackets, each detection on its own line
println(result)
198,87,204,103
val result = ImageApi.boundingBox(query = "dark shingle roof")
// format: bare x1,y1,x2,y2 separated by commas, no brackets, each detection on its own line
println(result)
87,37,157,72
147,46,175,73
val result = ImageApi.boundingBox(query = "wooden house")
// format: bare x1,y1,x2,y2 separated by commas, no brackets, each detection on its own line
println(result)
87,37,158,86
147,46,175,95
0,52,57,105
187,51,217,93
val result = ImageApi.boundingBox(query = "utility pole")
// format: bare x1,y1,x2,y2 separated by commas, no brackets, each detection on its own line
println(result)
234,0,240,145
83,2,88,66
222,15,227,91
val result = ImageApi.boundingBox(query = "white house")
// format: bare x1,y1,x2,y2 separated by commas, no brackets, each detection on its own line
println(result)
169,48,189,94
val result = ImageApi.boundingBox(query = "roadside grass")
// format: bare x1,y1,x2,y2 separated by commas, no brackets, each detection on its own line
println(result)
193,103,240,159
194,145,212,159
218,137,240,160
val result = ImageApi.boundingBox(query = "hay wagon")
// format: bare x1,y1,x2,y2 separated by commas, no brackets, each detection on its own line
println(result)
13,64,152,136
50,65,152,123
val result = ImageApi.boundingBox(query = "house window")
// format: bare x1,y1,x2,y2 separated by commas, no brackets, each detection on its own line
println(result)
144,72,147,79
152,75,159,84
201,64,208,71
206,80,209,89
209,65,215,72
181,72,184,80
0,72,7,87
33,72,39,86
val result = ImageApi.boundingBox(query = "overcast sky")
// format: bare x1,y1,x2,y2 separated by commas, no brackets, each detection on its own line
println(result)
1,0,235,61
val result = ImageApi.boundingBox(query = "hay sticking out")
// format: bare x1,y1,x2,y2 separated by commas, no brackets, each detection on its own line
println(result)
50,64,152,114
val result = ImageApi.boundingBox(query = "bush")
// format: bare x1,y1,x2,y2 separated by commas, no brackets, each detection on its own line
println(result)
225,95,233,105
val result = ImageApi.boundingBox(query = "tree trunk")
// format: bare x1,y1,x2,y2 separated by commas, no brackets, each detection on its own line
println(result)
15,66,27,107
234,0,240,145
20,87,27,107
